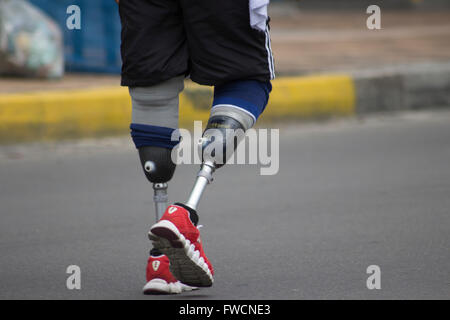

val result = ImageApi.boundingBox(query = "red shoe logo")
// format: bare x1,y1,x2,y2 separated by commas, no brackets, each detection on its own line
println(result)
152,260,160,271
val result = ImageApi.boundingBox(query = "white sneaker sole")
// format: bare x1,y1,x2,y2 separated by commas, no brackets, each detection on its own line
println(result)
149,220,214,287
142,278,197,295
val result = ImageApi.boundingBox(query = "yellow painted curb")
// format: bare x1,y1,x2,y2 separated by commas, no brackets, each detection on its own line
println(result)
0,75,355,143
262,74,356,121
0,87,131,142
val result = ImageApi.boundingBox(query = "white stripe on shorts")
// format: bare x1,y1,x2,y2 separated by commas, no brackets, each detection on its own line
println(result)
264,25,275,80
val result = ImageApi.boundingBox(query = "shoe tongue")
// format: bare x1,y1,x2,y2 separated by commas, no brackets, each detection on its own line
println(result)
174,202,199,226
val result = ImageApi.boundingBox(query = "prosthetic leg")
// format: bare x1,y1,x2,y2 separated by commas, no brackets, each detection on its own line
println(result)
138,79,272,289
130,77,198,294
185,79,271,210
149,107,253,287
129,76,183,220
185,106,254,210
139,146,175,221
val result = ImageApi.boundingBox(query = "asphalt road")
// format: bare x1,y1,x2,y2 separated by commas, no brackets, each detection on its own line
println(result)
1,110,449,300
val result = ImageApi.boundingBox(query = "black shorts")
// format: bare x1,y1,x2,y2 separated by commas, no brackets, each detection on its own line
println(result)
118,0,275,87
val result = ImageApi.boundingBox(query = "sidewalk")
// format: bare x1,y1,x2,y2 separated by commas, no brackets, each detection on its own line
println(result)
1,8,450,143
270,9,450,75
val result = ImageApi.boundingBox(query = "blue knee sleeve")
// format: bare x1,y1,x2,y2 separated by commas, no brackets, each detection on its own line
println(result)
130,123,179,149
212,80,272,123
131,80,271,149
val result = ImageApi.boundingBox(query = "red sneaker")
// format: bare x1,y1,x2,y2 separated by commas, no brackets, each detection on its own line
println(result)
143,254,197,294
149,203,214,287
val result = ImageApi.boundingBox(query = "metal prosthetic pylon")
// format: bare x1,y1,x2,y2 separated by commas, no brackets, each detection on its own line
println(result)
185,160,216,211
152,182,169,221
